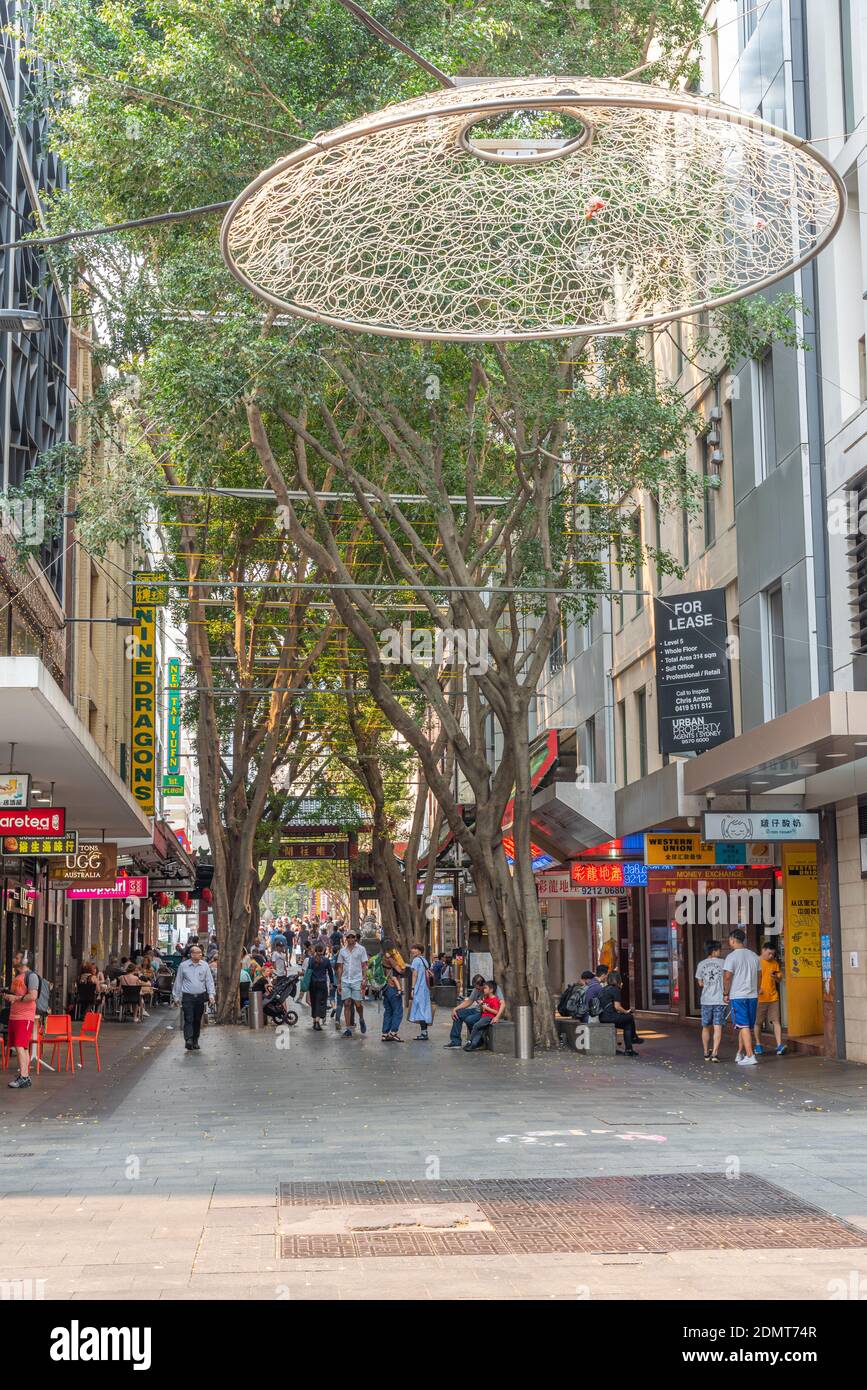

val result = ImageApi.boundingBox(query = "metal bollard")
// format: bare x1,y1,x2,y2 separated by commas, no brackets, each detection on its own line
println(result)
247,992,264,1030
514,1004,534,1059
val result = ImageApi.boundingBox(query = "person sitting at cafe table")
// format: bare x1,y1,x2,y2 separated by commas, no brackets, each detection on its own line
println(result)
117,964,146,1022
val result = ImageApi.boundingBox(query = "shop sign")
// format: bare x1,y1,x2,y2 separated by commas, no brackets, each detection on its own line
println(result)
131,603,157,817
2,832,78,857
49,841,117,885
0,773,30,809
782,845,821,978
647,869,774,894
167,658,181,774
703,811,820,843
279,841,347,860
655,589,734,755
646,833,717,866
132,570,169,607
0,808,65,834
66,876,148,900
162,774,185,796
538,873,627,898
569,861,648,886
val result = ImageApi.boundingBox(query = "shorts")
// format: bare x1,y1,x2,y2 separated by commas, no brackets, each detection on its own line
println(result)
341,982,364,1003
756,999,780,1026
701,1004,726,1027
7,1017,34,1049
730,997,758,1029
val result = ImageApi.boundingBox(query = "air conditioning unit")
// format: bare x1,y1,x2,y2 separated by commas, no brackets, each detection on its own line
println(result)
711,449,724,467
706,427,721,446
710,405,723,422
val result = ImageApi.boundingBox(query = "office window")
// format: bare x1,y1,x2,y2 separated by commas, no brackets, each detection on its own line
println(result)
767,585,787,716
738,0,758,50
636,687,648,779
702,435,716,547
580,715,596,784
649,489,662,589
755,349,776,478
859,336,866,403
631,509,644,613
841,1,856,137
618,699,628,785
614,540,624,629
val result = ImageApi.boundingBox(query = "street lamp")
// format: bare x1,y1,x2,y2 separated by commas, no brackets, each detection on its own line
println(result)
0,311,43,333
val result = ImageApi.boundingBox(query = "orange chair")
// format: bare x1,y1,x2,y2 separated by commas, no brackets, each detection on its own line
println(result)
36,1013,74,1074
71,1011,102,1072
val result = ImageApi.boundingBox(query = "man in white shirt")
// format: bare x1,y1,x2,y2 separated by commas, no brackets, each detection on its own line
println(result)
722,927,761,1067
336,932,368,1038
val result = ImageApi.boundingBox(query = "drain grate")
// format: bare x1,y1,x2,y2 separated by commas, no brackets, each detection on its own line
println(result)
278,1174,866,1259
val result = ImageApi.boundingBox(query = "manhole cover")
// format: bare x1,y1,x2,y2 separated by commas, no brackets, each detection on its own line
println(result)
277,1175,865,1259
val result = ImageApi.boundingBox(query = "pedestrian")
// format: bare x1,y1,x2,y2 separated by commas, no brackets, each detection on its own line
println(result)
172,944,216,1052
695,939,726,1062
272,942,289,978
463,980,505,1051
754,941,786,1056
307,945,334,1031
597,969,642,1056
336,930,369,1037
380,949,406,1041
723,927,761,1067
408,943,433,1042
4,960,38,1089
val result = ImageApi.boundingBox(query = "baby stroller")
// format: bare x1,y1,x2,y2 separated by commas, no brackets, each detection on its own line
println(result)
263,973,299,1027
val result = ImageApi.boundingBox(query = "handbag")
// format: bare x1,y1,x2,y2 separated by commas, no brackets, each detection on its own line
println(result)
300,965,313,992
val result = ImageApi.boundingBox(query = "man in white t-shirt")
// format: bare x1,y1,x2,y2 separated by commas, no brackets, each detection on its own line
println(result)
336,933,368,1038
722,927,760,1067
695,940,726,1063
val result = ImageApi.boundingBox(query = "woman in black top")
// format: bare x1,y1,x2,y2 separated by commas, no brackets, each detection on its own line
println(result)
597,970,642,1056
307,945,334,1031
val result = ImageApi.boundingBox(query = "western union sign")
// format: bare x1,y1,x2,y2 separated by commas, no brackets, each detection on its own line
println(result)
131,603,157,816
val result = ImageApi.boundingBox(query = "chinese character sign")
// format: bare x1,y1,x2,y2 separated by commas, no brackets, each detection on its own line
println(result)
167,658,181,775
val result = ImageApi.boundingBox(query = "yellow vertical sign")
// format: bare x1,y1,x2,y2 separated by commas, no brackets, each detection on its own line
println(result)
782,843,823,1038
131,604,157,816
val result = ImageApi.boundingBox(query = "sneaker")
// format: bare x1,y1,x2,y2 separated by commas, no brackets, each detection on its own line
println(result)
342,1028,353,1038
735,1051,744,1063
7,1075,31,1089
740,1055,758,1067
704,1052,712,1061
624,1050,640,1057
185,1042,193,1051
443,1042,462,1049
711,1054,720,1063
414,1033,429,1042
191,1042,200,1051
359,1018,367,1035
754,1044,764,1055
776,1044,787,1055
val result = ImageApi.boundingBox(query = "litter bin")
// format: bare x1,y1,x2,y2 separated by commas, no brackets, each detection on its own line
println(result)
247,992,264,1030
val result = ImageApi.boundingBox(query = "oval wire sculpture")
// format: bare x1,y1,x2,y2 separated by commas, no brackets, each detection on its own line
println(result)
221,77,845,342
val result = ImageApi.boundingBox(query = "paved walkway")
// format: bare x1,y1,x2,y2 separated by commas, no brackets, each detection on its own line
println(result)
1,1004,866,1300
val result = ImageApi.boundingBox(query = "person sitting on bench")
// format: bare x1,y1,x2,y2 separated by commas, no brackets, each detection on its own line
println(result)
444,974,487,1048
597,970,643,1056
464,981,505,1051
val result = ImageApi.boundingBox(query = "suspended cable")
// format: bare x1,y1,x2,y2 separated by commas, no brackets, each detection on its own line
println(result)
333,0,455,88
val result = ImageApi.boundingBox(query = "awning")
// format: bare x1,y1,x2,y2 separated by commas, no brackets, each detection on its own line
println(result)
120,819,196,889
529,781,617,857
683,692,867,807
0,655,151,838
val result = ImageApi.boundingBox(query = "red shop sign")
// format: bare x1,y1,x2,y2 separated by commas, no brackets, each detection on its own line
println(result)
0,808,65,835
570,862,626,887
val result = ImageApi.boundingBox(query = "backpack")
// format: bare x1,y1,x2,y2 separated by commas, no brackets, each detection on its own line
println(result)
28,971,51,1014
587,991,603,1020
368,955,387,989
559,983,589,1019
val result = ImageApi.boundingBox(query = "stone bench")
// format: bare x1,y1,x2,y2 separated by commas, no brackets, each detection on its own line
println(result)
483,1020,515,1054
555,1016,617,1056
431,983,459,1008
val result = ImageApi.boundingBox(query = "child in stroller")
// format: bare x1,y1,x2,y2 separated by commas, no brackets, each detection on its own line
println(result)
263,972,299,1027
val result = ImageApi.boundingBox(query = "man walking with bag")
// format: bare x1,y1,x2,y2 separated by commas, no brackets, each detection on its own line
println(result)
172,944,216,1052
